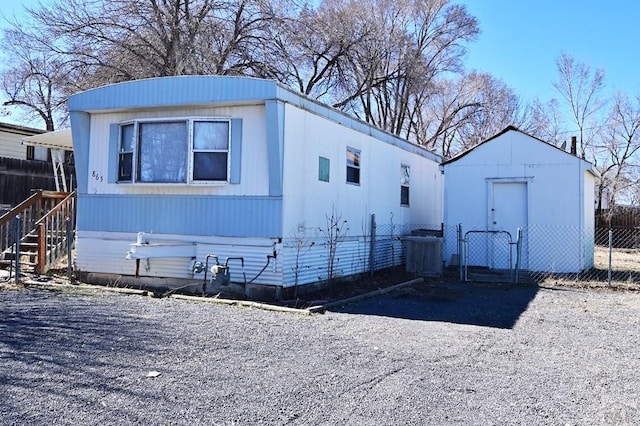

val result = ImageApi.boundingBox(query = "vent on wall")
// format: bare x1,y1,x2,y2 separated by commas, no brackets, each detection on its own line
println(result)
405,236,443,276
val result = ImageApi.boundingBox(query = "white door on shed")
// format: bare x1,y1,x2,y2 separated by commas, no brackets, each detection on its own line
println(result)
490,182,528,269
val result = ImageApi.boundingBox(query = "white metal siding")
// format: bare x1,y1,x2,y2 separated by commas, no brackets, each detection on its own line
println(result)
280,237,372,287
76,230,408,288
583,170,596,269
280,104,442,243
0,130,27,160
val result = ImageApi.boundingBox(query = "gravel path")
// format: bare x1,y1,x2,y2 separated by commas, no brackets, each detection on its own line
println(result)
1,282,639,425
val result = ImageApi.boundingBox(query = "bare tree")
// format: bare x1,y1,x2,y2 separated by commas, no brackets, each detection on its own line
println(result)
11,0,289,84
527,97,567,147
594,92,640,213
420,75,481,156
1,0,485,148
1,0,295,123
318,206,348,281
0,28,70,130
553,52,606,158
422,72,527,157
324,0,479,142
455,73,528,149
269,0,372,98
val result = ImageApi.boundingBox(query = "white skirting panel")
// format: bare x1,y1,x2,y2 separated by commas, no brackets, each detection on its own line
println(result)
279,237,376,288
75,231,283,286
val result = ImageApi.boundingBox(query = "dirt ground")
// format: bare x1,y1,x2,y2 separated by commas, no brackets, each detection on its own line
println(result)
2,274,640,425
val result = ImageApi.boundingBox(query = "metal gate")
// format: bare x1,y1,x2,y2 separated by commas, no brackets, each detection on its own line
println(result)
457,226,523,283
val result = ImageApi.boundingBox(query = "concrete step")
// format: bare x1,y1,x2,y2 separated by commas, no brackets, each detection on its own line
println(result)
464,268,535,285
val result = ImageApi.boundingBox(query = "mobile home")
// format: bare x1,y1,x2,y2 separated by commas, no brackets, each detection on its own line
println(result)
68,76,443,298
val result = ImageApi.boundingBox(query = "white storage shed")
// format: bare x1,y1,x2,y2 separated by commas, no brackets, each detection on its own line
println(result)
442,126,597,274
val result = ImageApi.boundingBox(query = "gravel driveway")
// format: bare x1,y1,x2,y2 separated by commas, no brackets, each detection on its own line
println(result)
1,281,639,425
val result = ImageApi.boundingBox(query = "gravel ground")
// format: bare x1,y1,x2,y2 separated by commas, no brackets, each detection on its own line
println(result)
1,281,640,425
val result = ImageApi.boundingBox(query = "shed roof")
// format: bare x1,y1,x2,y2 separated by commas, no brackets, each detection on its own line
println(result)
441,125,598,176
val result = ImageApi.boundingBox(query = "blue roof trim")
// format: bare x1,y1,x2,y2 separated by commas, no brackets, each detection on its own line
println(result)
69,111,91,194
68,76,278,112
68,76,441,163
265,100,284,196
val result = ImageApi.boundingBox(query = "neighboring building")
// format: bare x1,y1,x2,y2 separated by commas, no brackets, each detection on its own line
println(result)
0,122,74,208
0,122,46,161
442,126,597,274
68,76,443,298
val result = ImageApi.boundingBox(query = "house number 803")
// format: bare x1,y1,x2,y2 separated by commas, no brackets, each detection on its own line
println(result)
92,171,104,182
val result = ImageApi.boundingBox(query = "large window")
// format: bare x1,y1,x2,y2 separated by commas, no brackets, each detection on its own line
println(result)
117,118,231,183
401,164,410,206
346,147,360,185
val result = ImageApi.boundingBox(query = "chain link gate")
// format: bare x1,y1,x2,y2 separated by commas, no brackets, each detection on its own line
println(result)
457,225,523,283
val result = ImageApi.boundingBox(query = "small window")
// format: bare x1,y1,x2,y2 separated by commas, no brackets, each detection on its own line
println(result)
192,121,229,181
401,164,410,206
318,156,330,182
346,147,360,185
26,145,50,162
119,123,135,181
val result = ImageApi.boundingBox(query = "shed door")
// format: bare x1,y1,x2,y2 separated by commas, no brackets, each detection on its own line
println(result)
490,182,528,269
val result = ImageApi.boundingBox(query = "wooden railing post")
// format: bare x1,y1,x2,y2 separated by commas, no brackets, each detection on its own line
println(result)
37,222,46,275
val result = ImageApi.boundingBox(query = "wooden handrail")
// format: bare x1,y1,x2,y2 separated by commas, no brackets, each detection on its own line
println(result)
35,191,76,274
40,191,72,200
0,190,43,227
0,190,70,227
34,191,76,228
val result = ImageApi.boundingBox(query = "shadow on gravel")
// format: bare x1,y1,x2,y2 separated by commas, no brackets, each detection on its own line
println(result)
333,282,539,329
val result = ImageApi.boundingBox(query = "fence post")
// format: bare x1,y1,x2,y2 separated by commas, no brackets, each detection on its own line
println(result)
608,229,613,286
14,215,21,284
369,214,376,277
514,228,522,284
457,224,463,282
66,217,73,282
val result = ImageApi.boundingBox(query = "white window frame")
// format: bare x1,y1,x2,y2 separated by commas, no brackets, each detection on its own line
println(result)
346,146,361,185
401,164,410,206
117,117,231,185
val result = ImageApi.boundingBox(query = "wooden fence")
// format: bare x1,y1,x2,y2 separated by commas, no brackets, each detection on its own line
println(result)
596,208,640,228
595,208,640,248
0,157,75,208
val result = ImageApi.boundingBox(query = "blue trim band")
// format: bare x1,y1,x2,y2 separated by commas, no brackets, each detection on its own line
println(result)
77,194,283,237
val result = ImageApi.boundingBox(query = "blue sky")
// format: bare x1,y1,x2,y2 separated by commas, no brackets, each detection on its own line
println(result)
458,0,640,103
2,0,639,127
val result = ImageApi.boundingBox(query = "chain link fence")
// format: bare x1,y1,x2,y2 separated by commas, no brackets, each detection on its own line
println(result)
447,224,640,286
281,217,442,287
